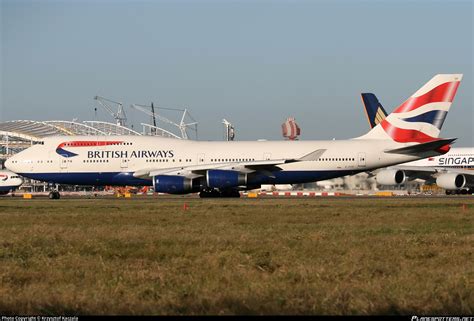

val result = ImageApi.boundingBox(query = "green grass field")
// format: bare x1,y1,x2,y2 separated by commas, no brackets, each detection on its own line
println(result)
0,196,473,315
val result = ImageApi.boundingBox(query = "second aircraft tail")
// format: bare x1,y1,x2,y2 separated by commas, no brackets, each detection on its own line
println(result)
361,93,388,129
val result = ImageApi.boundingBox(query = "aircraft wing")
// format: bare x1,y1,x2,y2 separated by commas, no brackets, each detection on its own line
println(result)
133,149,327,179
133,159,296,179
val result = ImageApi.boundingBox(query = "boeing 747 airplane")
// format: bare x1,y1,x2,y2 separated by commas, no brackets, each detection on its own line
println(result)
5,74,463,198
361,92,474,194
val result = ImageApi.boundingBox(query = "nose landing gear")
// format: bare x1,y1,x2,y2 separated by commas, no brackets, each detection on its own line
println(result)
48,191,61,199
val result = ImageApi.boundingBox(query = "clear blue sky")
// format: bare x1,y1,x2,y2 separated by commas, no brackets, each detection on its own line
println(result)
1,0,472,145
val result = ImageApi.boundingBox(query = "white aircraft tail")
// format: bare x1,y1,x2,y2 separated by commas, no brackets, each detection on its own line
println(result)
358,74,463,142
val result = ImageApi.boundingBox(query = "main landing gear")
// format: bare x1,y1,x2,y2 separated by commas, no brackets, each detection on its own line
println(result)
48,191,61,199
445,188,473,195
199,188,241,198
445,189,473,195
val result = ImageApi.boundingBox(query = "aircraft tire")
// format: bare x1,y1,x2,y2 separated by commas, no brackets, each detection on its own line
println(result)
49,191,61,199
199,190,219,198
220,189,241,198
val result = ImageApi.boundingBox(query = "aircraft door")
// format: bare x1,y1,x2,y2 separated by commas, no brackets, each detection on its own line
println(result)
60,157,69,171
357,152,366,167
197,153,205,164
120,158,128,170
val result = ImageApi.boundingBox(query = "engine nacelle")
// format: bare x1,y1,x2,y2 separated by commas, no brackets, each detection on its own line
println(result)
376,169,406,185
206,170,247,189
436,173,466,190
153,175,193,194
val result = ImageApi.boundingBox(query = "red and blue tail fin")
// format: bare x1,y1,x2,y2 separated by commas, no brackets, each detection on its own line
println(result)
358,74,463,142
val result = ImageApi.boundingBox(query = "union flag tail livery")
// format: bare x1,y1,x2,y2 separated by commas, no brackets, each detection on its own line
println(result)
359,74,463,142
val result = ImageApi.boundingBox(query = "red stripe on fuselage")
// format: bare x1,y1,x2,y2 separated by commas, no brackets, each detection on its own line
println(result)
381,120,438,143
57,141,124,149
394,81,460,114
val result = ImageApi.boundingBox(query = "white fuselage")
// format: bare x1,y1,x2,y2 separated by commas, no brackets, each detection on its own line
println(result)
0,170,24,194
4,135,439,188
400,147,474,169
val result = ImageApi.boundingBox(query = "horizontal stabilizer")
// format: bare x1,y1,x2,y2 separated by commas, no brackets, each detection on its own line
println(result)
385,138,456,156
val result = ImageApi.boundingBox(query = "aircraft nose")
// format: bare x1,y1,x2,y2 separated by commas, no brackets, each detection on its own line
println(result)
4,157,12,170
4,155,19,173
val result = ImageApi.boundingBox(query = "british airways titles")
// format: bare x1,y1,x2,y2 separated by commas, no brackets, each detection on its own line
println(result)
87,150,175,159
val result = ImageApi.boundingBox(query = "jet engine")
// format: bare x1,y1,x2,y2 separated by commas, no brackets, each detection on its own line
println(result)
436,173,466,190
376,169,406,185
206,170,247,189
153,175,193,194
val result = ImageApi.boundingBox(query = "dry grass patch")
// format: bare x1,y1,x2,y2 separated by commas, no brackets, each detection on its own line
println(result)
0,197,472,314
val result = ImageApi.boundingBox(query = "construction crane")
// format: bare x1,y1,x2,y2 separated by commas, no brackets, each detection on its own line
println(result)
150,102,157,133
222,119,235,141
94,96,127,127
133,102,158,135
129,103,198,139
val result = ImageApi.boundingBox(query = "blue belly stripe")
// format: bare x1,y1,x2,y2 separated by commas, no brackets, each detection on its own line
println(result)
18,170,361,187
18,172,152,186
0,186,19,192
248,170,359,185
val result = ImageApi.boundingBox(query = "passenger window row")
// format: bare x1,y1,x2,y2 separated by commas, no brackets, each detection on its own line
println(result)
319,158,356,161
83,159,109,163
210,158,255,162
